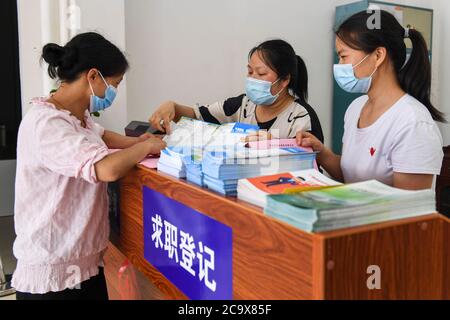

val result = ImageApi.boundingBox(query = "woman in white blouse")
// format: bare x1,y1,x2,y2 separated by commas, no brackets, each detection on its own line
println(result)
297,10,445,190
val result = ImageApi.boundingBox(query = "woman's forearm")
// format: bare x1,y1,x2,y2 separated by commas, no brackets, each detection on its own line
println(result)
174,103,197,122
318,147,344,182
95,141,152,182
103,130,140,149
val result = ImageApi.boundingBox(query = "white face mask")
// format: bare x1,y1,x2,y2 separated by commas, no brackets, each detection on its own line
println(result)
88,71,118,113
245,77,282,105
333,54,378,94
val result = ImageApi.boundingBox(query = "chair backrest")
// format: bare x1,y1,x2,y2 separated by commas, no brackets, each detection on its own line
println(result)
436,146,450,217
295,99,325,144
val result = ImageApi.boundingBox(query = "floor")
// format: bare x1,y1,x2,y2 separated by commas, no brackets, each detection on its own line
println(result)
0,215,17,300
0,217,161,300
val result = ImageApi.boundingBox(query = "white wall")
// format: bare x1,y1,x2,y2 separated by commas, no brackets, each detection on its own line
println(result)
77,0,128,134
17,0,449,144
124,0,343,146
5,0,47,217
17,0,127,134
124,0,447,148
17,0,45,115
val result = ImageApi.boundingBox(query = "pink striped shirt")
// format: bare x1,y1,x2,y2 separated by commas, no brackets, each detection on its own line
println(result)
12,97,111,294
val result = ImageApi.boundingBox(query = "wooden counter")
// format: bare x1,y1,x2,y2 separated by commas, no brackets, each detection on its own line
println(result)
117,165,449,300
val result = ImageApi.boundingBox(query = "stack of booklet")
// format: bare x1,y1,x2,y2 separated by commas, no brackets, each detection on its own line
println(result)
237,169,341,207
264,180,436,233
157,146,193,179
157,118,319,196
201,147,317,196
157,117,258,180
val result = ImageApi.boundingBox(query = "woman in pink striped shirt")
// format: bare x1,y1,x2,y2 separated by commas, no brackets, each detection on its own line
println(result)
12,32,166,300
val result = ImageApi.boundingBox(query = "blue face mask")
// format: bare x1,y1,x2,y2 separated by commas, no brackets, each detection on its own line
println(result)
246,77,282,105
333,54,377,94
89,71,117,113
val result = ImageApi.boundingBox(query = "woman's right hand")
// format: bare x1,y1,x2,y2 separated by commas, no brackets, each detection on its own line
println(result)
143,136,167,155
296,131,324,153
149,101,176,134
296,131,344,182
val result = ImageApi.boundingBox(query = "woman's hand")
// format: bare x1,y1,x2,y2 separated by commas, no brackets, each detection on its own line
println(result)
296,131,345,182
103,130,158,150
138,132,157,142
241,130,273,143
95,136,167,182
142,136,167,156
149,101,176,134
296,131,324,153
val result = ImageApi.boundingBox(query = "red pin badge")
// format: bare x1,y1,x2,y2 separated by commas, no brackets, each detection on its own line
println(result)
370,147,376,157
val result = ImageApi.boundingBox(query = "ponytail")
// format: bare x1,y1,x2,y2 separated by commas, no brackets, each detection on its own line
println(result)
336,10,446,123
399,29,446,122
295,55,308,103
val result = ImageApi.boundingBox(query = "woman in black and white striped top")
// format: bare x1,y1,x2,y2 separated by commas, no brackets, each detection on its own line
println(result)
150,39,324,143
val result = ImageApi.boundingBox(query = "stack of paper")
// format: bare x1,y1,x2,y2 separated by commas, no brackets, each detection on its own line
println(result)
237,169,342,207
184,155,204,186
157,146,194,179
157,117,259,182
202,147,317,196
245,139,300,149
265,180,436,233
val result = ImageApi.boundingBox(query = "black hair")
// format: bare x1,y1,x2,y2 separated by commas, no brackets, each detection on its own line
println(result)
336,10,446,122
42,32,129,82
249,39,309,103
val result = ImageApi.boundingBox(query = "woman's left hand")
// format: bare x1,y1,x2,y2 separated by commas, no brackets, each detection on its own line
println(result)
137,132,162,142
241,130,273,143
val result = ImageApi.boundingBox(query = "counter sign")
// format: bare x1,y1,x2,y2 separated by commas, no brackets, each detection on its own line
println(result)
143,187,233,300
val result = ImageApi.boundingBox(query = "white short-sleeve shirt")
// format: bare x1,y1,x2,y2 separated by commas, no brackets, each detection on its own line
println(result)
341,94,444,186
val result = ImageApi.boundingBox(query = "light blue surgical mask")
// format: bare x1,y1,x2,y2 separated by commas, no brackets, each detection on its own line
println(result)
89,71,117,113
333,54,377,94
246,77,282,105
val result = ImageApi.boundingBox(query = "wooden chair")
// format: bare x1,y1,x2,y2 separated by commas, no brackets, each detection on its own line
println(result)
436,146,450,218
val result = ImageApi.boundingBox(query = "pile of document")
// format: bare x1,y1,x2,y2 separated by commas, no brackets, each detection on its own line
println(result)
157,118,319,196
237,169,341,207
202,148,317,196
157,117,258,181
184,155,204,186
157,146,193,179
264,180,436,233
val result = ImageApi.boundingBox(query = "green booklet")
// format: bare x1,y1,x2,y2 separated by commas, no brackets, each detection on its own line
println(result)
268,180,421,210
265,180,435,232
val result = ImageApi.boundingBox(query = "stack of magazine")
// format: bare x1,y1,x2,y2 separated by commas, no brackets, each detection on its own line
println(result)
157,118,318,195
157,117,258,181
237,169,341,207
201,148,317,196
264,180,436,233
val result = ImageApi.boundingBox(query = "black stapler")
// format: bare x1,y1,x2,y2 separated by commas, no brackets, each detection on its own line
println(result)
124,121,165,137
